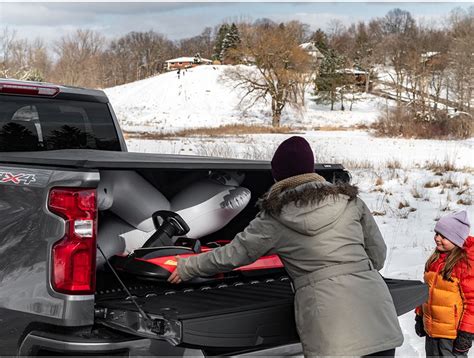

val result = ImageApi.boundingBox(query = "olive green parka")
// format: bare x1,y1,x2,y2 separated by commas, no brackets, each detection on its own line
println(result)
178,173,403,356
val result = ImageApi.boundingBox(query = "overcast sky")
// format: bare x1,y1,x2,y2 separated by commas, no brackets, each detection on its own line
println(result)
1,2,472,44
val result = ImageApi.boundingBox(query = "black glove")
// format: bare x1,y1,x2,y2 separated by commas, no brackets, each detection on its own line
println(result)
454,330,474,354
415,315,426,337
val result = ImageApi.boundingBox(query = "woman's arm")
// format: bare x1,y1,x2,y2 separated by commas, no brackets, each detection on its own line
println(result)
177,213,278,281
357,198,387,270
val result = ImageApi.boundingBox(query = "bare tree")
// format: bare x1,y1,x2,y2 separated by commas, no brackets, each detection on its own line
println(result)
104,30,175,87
0,27,17,76
179,27,214,60
352,21,381,93
0,28,51,81
379,9,418,103
448,7,473,112
53,29,105,87
223,22,312,127
286,20,312,44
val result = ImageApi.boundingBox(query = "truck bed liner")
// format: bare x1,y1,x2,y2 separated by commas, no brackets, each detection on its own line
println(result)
100,277,293,320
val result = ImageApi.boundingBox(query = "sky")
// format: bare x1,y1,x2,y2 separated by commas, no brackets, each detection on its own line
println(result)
0,2,473,44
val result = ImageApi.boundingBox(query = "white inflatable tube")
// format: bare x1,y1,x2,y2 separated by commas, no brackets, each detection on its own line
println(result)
98,170,170,232
171,179,251,238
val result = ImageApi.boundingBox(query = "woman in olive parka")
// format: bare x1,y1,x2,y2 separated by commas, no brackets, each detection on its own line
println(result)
168,136,403,357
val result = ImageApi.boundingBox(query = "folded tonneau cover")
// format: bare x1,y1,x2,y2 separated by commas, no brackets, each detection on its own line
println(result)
96,276,427,349
0,149,347,173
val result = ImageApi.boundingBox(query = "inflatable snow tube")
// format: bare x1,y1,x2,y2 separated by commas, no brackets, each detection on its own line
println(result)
171,176,251,238
99,170,170,231
96,214,129,268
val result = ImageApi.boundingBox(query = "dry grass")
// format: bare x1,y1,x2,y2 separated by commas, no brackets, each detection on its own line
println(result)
372,106,473,139
424,160,458,173
310,124,369,131
457,188,469,196
341,160,375,170
411,186,423,199
398,200,410,209
124,124,299,139
424,180,440,188
387,160,402,169
457,198,473,205
124,123,371,140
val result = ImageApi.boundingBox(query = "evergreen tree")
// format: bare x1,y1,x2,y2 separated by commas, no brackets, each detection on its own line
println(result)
314,48,346,110
212,24,230,61
310,29,329,52
220,23,240,63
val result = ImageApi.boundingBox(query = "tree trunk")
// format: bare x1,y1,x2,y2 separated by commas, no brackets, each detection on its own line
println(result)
330,88,335,111
365,71,370,93
271,98,281,127
272,111,281,127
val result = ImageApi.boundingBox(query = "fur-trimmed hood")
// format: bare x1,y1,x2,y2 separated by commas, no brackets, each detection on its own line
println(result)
257,173,358,235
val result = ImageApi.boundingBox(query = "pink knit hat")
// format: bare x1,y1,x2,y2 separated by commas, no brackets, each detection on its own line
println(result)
435,211,471,247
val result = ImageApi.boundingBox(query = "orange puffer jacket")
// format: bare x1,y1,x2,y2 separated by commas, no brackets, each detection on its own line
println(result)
416,236,474,339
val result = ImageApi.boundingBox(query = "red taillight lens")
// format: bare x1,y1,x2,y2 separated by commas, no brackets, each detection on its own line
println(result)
48,188,97,295
0,82,59,96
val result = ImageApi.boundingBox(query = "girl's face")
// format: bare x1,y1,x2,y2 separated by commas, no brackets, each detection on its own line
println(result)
434,233,456,252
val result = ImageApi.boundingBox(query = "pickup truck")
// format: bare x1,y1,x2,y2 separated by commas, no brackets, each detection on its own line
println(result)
0,79,428,356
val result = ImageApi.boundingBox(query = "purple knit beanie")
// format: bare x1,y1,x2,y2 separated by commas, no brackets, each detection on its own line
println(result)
435,210,471,247
271,136,315,181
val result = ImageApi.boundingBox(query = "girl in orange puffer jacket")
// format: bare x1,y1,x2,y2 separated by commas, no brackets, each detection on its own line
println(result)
415,210,473,356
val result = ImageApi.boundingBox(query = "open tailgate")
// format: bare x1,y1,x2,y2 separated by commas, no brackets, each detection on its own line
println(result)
95,275,427,350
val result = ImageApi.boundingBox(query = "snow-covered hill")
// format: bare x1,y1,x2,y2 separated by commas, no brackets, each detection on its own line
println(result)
104,65,388,133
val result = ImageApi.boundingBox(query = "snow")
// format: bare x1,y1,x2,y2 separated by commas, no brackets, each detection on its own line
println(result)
127,131,473,170
106,66,473,356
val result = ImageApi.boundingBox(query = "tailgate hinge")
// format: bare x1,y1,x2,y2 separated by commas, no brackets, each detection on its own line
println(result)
97,308,182,345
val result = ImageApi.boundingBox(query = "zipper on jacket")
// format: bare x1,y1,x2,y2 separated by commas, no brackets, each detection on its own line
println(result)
425,265,443,332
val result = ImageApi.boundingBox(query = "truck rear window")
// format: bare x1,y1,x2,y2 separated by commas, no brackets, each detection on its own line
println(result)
0,96,121,151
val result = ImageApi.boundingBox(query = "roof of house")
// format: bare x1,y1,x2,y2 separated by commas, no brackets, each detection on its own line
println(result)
336,68,367,75
421,51,440,59
299,43,325,58
165,57,212,63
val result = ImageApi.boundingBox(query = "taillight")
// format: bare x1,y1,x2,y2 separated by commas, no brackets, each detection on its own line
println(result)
48,188,97,295
0,82,59,97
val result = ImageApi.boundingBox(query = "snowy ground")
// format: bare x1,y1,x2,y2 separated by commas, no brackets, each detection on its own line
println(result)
107,66,473,356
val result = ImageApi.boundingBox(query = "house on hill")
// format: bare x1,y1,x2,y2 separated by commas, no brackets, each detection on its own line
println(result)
337,68,369,87
165,55,212,71
299,42,325,64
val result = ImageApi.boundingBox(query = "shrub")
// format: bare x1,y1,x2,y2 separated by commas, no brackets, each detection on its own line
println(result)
372,106,473,139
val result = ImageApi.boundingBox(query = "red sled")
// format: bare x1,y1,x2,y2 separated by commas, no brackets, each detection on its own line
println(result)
110,211,285,283
111,245,284,282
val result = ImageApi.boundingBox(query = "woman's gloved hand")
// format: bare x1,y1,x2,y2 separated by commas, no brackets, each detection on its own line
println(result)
167,256,183,284
453,330,474,354
415,315,426,337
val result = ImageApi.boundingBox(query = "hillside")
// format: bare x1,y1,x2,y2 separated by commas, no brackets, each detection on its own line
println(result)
104,65,390,134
